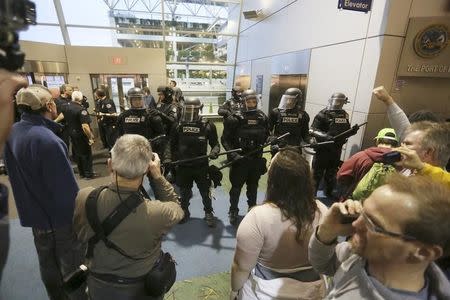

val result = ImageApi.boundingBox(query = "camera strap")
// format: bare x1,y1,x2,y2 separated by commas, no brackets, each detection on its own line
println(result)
85,186,145,260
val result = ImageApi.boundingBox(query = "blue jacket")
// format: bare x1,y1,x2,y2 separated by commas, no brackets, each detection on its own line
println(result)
4,113,79,229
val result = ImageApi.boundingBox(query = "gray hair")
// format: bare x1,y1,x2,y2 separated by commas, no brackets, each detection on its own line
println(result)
72,91,83,102
110,134,153,179
405,121,450,167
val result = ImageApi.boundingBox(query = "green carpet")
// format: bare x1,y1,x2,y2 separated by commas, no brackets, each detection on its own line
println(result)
164,272,231,300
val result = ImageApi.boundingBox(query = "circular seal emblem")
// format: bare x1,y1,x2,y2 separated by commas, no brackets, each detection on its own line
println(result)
106,104,112,108
82,110,88,116
414,24,448,58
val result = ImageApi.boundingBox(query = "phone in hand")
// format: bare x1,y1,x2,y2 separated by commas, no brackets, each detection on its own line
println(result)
381,151,401,165
340,214,359,224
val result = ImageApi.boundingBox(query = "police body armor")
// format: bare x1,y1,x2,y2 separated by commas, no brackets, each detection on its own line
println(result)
176,118,209,166
317,108,350,147
121,109,153,139
236,111,267,154
228,99,242,114
273,107,307,146
100,100,116,125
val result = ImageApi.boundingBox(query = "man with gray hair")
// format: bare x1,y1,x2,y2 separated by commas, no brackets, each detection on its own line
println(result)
73,134,184,299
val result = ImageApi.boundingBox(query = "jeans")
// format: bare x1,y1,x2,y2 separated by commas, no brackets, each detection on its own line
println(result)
32,225,87,300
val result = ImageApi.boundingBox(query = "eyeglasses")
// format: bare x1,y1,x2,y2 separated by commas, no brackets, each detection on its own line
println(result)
361,210,418,241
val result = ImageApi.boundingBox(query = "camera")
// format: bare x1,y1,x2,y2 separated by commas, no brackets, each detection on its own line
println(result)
0,0,36,71
381,151,402,165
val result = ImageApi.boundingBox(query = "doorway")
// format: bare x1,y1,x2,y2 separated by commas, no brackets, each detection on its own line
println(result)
269,75,308,111
90,74,149,112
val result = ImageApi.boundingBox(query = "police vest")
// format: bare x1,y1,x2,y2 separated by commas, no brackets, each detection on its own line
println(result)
120,109,152,139
325,110,351,137
274,108,306,146
176,119,208,162
236,111,267,152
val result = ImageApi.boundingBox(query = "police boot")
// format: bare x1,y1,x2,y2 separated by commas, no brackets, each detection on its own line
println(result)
179,208,190,224
228,210,239,226
204,212,216,228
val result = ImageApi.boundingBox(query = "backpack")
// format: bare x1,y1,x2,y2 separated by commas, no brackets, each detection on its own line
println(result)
352,162,396,201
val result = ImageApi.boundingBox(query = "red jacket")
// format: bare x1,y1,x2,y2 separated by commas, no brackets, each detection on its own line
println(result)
337,147,392,199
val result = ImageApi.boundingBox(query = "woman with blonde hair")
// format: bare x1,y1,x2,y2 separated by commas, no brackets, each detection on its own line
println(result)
230,147,327,299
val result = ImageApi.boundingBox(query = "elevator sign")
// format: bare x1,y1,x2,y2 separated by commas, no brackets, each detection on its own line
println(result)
338,0,372,13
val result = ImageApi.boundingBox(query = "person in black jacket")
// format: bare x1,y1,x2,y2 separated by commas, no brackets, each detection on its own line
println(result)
95,88,118,150
170,97,220,227
221,89,269,225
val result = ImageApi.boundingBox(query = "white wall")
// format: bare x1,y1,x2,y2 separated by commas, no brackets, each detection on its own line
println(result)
233,0,450,157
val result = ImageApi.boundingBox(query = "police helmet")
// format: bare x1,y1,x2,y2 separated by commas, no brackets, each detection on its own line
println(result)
278,88,303,110
127,87,144,108
242,89,258,111
157,86,173,102
231,87,244,101
182,97,203,122
328,92,349,110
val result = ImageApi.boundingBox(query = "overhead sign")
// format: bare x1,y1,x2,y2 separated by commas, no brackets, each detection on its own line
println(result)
338,0,372,13
398,17,450,78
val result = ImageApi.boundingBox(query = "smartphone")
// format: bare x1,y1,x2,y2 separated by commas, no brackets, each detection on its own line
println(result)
382,151,401,165
340,214,359,224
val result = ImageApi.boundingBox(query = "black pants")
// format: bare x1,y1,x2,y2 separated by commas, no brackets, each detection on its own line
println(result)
32,226,87,300
103,123,118,150
71,134,93,178
176,165,213,213
97,121,108,149
312,147,342,194
59,126,71,153
229,157,265,213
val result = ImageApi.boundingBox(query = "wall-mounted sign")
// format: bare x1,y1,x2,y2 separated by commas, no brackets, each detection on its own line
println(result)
255,75,263,94
398,17,450,78
338,0,372,13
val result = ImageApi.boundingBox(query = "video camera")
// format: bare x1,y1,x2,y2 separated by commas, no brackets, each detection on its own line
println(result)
0,0,36,71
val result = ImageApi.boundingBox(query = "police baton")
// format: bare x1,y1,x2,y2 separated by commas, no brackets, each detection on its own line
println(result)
332,122,368,141
218,132,291,171
164,148,242,166
261,140,335,154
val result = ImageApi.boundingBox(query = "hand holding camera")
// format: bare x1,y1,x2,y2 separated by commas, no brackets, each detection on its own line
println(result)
394,146,425,171
147,152,162,179
317,199,362,244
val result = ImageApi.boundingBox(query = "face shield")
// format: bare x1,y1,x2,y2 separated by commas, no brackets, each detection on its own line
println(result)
278,94,298,110
244,96,258,112
181,104,201,122
328,96,349,110
129,96,144,109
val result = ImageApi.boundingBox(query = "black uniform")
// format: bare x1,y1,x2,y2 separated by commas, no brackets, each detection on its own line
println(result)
98,98,118,149
64,102,93,178
218,98,242,118
268,106,310,153
55,95,71,148
116,108,170,162
156,102,178,134
170,118,220,214
221,109,269,214
94,99,108,149
310,108,350,195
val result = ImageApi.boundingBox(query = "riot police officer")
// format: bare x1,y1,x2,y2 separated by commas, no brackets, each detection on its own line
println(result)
268,88,310,154
221,89,269,225
95,88,118,150
218,87,243,118
310,92,351,197
64,91,95,179
170,97,220,227
116,87,170,162
156,86,178,134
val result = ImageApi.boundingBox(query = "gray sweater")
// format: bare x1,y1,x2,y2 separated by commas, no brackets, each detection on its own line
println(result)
309,230,450,299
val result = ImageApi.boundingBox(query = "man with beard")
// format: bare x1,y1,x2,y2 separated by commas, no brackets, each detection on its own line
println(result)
309,175,450,299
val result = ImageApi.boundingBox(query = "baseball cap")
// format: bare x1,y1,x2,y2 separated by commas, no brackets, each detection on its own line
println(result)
16,84,53,111
374,128,398,142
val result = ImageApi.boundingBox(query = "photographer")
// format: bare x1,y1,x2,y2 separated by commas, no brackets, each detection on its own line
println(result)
73,134,184,299
309,175,450,299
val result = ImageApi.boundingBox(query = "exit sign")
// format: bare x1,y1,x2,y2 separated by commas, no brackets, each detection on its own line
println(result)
111,56,125,65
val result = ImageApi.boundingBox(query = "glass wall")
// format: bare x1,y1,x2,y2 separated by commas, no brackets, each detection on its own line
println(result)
21,0,241,113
